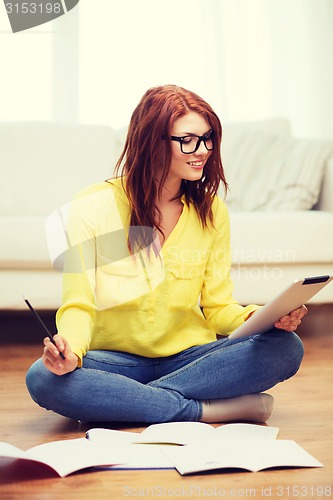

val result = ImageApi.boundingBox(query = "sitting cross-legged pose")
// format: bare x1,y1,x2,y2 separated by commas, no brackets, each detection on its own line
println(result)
26,85,306,424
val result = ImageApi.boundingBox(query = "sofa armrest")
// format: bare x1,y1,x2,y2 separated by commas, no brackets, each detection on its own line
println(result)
315,157,333,212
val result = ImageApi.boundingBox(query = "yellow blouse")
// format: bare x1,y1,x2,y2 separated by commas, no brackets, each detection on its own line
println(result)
56,179,258,364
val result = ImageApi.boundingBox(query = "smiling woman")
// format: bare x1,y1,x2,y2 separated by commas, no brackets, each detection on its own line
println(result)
26,84,306,426
168,112,213,184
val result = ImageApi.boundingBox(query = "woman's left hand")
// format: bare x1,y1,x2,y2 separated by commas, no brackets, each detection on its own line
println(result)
274,305,308,332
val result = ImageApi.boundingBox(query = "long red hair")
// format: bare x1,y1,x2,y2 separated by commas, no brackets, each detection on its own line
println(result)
114,84,228,249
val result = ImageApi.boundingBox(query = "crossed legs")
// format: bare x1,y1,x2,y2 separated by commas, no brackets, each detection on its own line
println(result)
26,329,304,423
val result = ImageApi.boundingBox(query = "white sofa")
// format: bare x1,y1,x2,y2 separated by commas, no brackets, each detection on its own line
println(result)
1,119,333,310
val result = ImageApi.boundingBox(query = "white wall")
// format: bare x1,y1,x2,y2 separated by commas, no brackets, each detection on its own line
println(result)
1,0,333,139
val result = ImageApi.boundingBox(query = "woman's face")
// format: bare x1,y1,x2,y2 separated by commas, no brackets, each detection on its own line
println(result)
168,111,212,185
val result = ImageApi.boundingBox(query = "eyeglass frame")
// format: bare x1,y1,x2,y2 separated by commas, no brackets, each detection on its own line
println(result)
169,131,214,154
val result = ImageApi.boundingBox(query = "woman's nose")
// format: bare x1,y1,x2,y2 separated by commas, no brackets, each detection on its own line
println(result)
195,139,208,155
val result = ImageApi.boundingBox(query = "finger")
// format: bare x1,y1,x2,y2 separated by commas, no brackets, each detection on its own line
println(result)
43,338,61,359
285,315,302,326
299,304,308,317
42,345,68,369
275,318,301,331
53,334,65,354
43,349,61,369
284,310,300,320
42,356,65,374
280,306,305,323
42,350,78,375
291,305,308,318
43,335,66,359
278,315,290,324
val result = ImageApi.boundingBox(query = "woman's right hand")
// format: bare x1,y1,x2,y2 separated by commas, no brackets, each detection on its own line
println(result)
42,334,78,375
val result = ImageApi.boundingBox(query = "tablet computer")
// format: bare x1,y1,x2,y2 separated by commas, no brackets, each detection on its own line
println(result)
229,275,333,340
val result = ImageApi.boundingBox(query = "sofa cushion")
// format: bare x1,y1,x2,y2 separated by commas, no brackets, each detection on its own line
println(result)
229,210,333,265
2,210,332,269
0,216,51,268
222,132,333,211
0,122,117,216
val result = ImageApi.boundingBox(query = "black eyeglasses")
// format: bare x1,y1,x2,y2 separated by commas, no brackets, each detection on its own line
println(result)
170,131,214,154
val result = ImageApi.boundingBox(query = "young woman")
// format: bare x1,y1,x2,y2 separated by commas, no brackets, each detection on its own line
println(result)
26,85,306,424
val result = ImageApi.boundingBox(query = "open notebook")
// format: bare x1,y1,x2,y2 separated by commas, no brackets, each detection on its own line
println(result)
0,423,323,476
86,422,323,473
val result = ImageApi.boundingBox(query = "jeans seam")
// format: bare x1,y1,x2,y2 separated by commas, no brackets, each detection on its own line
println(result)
196,400,203,421
149,335,257,386
84,355,154,368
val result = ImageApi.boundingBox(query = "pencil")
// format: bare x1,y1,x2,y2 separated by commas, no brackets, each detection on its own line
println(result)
23,297,66,360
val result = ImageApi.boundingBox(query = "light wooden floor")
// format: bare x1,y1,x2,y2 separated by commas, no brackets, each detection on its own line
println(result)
0,305,333,499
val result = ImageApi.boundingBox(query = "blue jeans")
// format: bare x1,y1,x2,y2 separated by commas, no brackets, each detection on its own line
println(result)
26,329,304,423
